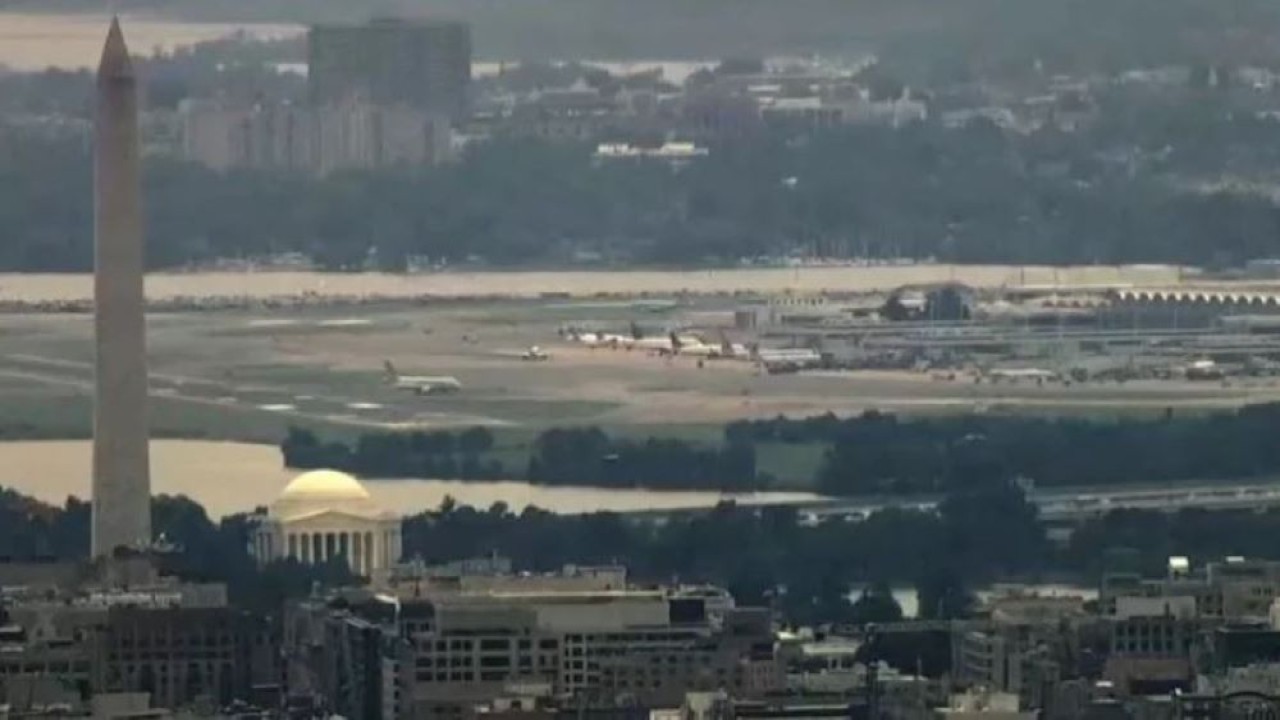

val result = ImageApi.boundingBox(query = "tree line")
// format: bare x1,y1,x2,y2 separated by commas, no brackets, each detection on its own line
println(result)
7,447,1280,628
526,427,758,491
5,97,1280,272
0,489,352,613
282,425,760,491
283,403,1280,497
282,426,507,480
0,445,1035,626
729,404,1280,496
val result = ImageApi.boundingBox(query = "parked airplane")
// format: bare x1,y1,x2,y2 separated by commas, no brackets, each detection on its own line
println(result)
718,331,754,360
755,347,822,365
670,332,722,358
564,328,607,348
562,326,629,349
980,367,1059,384
629,323,675,353
1185,358,1225,381
755,347,823,373
631,299,679,313
521,346,550,361
602,332,635,349
383,361,462,394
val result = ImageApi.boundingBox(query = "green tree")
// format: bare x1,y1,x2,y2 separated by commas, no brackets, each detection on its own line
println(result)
849,581,905,625
915,567,977,620
458,426,495,455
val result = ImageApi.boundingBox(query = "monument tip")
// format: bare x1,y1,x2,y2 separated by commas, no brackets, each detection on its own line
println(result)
97,16,134,81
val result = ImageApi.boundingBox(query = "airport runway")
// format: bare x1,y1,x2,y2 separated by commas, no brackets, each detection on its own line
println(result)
0,353,511,430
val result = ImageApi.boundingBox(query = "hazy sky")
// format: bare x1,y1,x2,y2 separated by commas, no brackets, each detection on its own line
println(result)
0,13,298,71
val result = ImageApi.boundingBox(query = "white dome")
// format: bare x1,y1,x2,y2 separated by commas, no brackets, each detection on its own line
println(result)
280,469,370,501
271,469,379,521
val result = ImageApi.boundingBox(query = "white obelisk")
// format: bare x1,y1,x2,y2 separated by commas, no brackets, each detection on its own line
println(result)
91,17,152,557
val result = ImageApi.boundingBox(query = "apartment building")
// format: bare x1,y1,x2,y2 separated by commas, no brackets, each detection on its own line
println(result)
955,596,1088,705
179,99,451,176
308,18,471,121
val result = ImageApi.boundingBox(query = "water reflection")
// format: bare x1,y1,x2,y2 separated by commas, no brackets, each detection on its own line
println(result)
0,439,822,519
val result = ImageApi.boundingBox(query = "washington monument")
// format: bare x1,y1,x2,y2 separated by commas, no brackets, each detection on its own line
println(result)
91,18,152,557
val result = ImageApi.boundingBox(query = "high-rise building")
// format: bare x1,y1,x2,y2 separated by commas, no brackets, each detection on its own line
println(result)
308,18,471,122
91,18,152,558
178,99,314,172
178,99,453,176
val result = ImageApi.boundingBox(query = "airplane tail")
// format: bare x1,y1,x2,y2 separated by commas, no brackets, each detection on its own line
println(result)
669,331,683,350
718,330,732,354
383,360,398,380
630,321,643,340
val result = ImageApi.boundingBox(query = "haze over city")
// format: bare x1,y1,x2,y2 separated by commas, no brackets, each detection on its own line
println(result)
4,1,1280,717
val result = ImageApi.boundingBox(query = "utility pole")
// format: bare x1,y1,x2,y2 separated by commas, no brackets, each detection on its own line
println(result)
864,624,881,719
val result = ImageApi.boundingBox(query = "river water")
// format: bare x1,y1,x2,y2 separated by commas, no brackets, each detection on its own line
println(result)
0,13,301,71
0,13,720,83
0,439,822,519
856,584,1098,619
0,438,1094,611
0,265,1183,305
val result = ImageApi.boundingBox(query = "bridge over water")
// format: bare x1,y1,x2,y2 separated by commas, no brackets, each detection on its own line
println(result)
621,479,1280,524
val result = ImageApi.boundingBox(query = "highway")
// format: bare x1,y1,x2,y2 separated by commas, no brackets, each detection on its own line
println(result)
619,479,1280,523
798,480,1280,524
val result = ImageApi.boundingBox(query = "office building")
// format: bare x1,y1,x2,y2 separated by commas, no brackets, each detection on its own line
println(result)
91,605,279,710
394,592,780,716
0,583,278,714
1101,595,1198,696
1101,556,1280,621
0,615,95,714
385,556,629,599
308,18,471,121
289,575,781,719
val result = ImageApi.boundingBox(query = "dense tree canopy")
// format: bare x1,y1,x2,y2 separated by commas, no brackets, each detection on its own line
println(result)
739,405,1280,496
4,97,1280,271
848,582,905,625
286,403,1280,497
283,425,760,491
4,468,1280,625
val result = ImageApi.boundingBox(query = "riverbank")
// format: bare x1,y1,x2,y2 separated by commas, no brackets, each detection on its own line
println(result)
0,12,300,71
0,439,822,519
0,265,1184,311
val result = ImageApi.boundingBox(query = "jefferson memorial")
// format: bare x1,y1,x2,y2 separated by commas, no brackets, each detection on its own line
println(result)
252,469,402,577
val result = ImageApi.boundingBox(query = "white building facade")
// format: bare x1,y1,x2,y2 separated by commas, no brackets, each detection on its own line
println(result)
253,469,402,577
